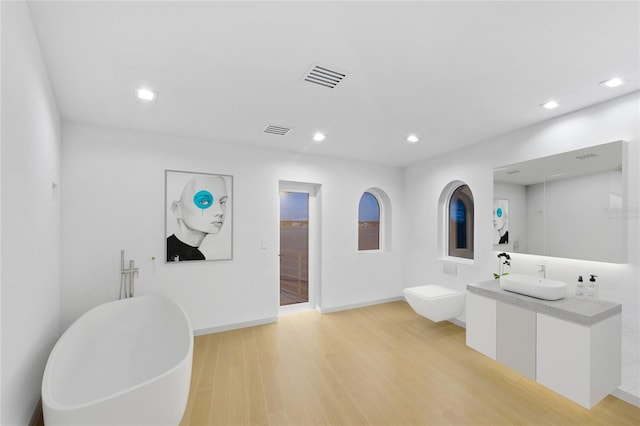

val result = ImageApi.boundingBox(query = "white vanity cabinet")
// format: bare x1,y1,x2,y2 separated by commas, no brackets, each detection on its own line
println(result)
537,312,621,408
466,292,537,380
465,292,496,359
466,281,622,409
497,302,536,380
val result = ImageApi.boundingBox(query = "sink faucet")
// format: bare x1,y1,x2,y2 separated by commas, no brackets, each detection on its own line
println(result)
537,264,546,278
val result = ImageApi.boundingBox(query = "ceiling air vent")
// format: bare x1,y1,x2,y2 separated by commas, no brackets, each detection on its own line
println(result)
302,63,347,89
264,124,292,136
505,170,521,175
576,153,597,160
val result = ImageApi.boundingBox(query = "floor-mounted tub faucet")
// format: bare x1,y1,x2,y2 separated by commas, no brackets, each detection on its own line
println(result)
120,250,138,299
537,264,546,279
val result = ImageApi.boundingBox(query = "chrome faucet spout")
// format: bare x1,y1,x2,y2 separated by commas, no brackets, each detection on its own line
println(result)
536,264,546,278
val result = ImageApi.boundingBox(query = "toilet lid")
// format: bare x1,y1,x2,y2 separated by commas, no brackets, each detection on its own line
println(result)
406,285,461,299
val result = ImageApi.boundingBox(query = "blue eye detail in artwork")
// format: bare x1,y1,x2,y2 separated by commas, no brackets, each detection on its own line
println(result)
193,190,214,210
496,208,503,218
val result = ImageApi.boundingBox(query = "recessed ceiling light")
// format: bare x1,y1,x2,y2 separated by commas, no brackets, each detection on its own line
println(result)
406,134,419,143
541,100,559,110
136,88,156,101
601,77,625,88
313,132,326,142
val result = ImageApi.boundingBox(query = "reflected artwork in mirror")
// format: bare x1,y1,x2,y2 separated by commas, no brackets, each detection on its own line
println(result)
493,199,509,245
493,140,627,263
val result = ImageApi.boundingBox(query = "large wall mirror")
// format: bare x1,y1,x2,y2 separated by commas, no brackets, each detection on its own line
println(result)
493,140,627,263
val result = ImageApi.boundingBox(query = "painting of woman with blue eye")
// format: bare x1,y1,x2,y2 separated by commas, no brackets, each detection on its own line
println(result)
165,171,233,262
493,199,509,245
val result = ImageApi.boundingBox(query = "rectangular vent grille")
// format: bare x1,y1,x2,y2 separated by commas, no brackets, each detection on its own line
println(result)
303,64,346,89
505,170,521,175
264,124,292,136
576,153,597,160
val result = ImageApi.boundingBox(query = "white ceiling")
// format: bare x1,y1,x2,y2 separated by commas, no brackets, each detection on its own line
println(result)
27,1,640,167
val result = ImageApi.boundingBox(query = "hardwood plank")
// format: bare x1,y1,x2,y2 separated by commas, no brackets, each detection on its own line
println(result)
180,301,640,425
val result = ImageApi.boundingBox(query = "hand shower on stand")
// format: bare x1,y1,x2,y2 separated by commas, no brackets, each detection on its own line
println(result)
119,250,138,299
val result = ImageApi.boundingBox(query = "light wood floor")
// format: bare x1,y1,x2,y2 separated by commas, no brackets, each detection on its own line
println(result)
180,301,640,425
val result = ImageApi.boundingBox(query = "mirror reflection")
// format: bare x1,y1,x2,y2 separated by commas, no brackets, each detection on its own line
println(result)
493,140,626,263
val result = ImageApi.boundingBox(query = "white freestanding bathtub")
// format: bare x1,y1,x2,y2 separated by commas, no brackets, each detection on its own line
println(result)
42,295,193,426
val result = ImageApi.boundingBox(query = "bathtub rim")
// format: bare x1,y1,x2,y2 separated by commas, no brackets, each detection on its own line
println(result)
41,294,194,413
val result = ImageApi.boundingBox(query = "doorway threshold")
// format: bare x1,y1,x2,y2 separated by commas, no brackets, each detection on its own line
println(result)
279,302,316,315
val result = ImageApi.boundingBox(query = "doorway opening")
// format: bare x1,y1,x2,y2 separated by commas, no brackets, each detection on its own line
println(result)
279,181,320,312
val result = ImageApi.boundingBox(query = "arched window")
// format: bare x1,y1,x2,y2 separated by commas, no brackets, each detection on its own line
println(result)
448,185,474,259
358,191,380,251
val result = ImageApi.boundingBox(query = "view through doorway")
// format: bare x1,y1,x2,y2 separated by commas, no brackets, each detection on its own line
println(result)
279,191,309,306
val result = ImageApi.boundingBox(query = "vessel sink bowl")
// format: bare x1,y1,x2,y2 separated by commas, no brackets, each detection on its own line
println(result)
499,274,567,300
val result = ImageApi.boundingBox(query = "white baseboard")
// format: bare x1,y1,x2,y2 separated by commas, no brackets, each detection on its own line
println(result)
194,316,277,336
448,317,466,329
193,297,404,335
612,387,640,408
318,296,404,314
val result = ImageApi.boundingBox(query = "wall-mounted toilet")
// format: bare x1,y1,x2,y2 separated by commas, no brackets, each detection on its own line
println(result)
403,285,465,322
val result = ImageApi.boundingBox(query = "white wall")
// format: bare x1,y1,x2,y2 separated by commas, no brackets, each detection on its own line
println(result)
404,92,640,398
60,122,404,332
0,1,62,424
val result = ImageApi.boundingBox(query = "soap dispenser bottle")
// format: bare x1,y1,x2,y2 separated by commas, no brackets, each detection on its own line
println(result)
576,275,584,297
586,275,599,299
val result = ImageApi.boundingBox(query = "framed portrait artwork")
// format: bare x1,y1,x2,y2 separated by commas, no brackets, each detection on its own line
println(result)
165,170,233,262
493,198,509,245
